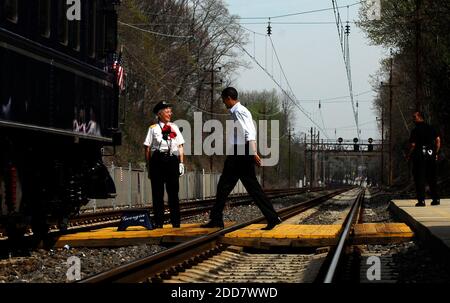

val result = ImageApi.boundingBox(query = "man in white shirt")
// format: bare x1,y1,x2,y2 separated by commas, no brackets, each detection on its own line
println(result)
201,87,281,230
144,101,185,228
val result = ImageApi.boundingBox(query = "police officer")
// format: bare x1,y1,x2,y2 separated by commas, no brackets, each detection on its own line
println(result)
144,101,185,228
407,111,441,207
201,87,281,230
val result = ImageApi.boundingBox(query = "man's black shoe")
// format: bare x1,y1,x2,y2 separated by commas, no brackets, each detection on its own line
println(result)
431,199,440,206
261,217,282,230
200,221,224,228
153,224,163,229
415,201,426,207
172,224,180,228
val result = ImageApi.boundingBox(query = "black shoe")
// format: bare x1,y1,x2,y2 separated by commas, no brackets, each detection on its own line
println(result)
153,224,163,229
200,220,224,228
431,199,440,206
172,224,180,228
415,201,426,207
261,217,282,230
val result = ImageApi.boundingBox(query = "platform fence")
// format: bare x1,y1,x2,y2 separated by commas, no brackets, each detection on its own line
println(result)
82,163,251,212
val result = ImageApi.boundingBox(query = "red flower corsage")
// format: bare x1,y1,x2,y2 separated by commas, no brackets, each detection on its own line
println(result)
162,124,177,140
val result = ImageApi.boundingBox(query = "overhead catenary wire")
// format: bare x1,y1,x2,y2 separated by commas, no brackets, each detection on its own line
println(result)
318,101,331,139
237,22,374,106
270,36,327,136
239,21,355,25
121,1,371,136
222,27,329,139
234,19,375,139
331,1,359,138
118,21,194,39
237,1,363,20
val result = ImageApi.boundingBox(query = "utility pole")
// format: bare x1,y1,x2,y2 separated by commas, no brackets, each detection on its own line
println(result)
310,127,313,189
415,0,422,112
380,85,384,187
389,52,393,186
262,102,266,189
288,127,294,188
288,126,292,188
304,133,307,187
322,139,325,186
205,57,222,173
316,131,320,187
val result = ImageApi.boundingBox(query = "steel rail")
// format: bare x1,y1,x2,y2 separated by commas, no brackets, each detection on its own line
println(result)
41,187,330,238
79,188,351,283
322,188,365,283
62,187,326,230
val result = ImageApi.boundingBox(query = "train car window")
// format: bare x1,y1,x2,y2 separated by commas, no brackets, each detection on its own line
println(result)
87,0,97,58
57,0,68,45
97,13,106,58
38,0,51,38
4,0,19,23
104,11,117,53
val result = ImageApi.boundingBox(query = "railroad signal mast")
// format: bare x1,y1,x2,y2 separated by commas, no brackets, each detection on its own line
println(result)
304,137,382,186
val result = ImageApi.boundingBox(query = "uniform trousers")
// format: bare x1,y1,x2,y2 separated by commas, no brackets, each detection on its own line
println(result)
412,155,439,201
209,155,279,224
149,151,180,226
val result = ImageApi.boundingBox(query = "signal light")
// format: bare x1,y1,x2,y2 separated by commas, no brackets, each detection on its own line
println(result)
353,137,359,151
368,138,374,152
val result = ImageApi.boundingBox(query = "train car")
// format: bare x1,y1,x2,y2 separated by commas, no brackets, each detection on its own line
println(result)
0,0,122,238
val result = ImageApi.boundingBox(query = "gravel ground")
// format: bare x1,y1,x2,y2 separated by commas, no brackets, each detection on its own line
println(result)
0,244,165,283
0,190,328,283
182,190,333,225
361,191,396,223
356,189,450,283
3,188,448,283
298,189,359,225
359,241,450,283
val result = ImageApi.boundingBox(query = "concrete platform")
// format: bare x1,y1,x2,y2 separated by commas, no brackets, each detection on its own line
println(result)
390,199,450,253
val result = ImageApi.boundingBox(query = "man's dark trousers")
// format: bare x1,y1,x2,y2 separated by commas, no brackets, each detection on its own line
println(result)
209,155,279,223
412,156,439,201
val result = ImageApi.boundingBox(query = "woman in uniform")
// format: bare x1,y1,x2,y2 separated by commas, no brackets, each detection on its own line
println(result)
144,101,185,228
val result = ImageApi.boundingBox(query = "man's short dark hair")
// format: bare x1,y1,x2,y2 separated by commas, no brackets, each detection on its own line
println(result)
221,87,238,100
414,111,426,120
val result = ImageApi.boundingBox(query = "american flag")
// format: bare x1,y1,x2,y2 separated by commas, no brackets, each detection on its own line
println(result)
113,52,125,91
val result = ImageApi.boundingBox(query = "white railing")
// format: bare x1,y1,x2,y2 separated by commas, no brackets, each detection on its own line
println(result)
82,164,249,212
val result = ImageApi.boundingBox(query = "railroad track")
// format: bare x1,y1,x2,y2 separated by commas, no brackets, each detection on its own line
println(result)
78,187,356,283
50,187,331,236
315,189,365,282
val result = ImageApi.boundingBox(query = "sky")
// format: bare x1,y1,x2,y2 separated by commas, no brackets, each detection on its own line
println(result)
224,0,388,141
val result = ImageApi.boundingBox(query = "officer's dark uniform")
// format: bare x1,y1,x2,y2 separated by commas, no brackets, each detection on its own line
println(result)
409,121,440,205
144,102,185,227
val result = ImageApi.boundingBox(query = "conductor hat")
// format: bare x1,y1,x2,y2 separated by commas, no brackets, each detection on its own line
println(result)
153,101,172,115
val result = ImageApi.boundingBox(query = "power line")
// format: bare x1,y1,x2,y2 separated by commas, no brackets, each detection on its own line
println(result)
223,27,329,138
269,35,330,138
319,101,330,139
301,99,373,104
331,1,359,138
118,21,193,39
239,21,353,25
237,1,363,20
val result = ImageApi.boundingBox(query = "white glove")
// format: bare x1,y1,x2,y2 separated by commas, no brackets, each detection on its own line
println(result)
179,163,185,176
